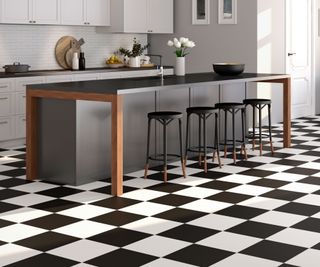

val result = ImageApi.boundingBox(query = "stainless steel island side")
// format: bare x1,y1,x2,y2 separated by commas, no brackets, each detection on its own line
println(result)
26,72,291,196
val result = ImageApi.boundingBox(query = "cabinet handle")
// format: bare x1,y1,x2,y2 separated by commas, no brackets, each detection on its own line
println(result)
22,119,26,122
33,21,36,23
22,96,26,98
0,121,8,125
29,20,33,23
0,85,8,89
0,97,8,100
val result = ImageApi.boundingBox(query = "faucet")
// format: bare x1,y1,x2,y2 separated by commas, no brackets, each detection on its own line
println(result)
145,54,163,79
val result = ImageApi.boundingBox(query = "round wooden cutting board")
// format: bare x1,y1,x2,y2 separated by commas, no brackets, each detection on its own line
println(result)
55,36,77,69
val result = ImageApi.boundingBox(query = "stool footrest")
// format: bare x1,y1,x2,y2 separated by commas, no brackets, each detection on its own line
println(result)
187,146,216,154
149,153,182,162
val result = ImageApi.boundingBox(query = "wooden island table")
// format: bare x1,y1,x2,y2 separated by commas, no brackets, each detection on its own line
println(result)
26,72,291,196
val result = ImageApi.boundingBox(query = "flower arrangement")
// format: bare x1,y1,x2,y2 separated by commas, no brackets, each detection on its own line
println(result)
167,37,196,57
119,38,149,58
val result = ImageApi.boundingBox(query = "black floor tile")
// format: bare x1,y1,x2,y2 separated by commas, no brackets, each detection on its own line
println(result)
24,214,80,230
275,202,320,216
199,180,240,190
159,224,219,243
3,161,26,168
37,187,84,198
0,202,21,213
292,144,318,150
155,208,207,223
0,189,27,200
0,168,26,177
93,185,137,194
206,192,252,204
0,218,14,228
216,205,266,219
186,162,220,170
15,232,79,251
272,159,306,166
298,176,320,185
261,189,306,201
149,164,176,171
232,160,264,168
292,218,320,233
191,170,230,179
150,194,197,206
239,169,276,177
146,183,188,193
5,253,77,267
227,221,284,238
284,167,319,176
263,152,294,158
165,244,233,266
301,151,320,157
249,178,289,188
90,197,140,209
90,211,145,226
89,228,151,247
278,264,299,267
145,172,183,181
86,249,157,267
0,178,31,188
312,242,320,250
241,240,306,262
30,199,81,212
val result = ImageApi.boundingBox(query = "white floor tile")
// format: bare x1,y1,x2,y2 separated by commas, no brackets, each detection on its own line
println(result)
64,181,109,191
239,197,288,210
0,244,40,266
169,176,212,187
174,187,220,199
214,165,249,174
298,162,320,170
252,211,306,227
294,194,320,206
125,236,190,257
120,202,174,216
121,189,168,201
228,184,273,196
279,182,320,194
188,214,245,231
57,204,113,220
0,207,51,223
276,148,307,155
254,164,292,172
267,228,320,248
62,191,110,204
247,156,281,164
198,232,261,252
3,193,55,207
142,258,197,267
265,172,307,182
287,249,320,267
123,178,162,189
53,221,115,239
48,239,117,262
218,174,260,184
180,199,232,213
11,182,59,193
0,224,46,242
286,155,320,162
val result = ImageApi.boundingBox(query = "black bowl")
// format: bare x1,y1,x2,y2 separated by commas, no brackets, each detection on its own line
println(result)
212,63,245,75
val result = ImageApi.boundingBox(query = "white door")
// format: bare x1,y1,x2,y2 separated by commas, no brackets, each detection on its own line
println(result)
124,0,147,33
61,0,85,25
86,0,110,26
147,0,173,33
33,0,60,24
1,0,31,24
286,0,314,119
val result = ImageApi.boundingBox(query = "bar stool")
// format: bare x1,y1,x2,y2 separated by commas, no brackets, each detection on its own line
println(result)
144,111,186,182
215,102,247,164
243,98,274,155
185,107,221,173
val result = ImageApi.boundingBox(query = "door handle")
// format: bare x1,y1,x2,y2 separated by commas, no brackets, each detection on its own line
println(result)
288,52,296,56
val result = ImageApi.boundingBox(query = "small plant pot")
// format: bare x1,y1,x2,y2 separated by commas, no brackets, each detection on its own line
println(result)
129,57,141,68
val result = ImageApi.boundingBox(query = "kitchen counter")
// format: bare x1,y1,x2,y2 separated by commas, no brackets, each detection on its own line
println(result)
26,72,291,196
0,66,173,78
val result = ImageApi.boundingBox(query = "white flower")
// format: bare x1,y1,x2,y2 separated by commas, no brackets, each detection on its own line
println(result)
173,38,179,44
174,41,181,48
167,40,174,47
179,37,188,45
185,41,196,48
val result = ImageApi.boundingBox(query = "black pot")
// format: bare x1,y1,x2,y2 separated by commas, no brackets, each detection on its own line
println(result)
3,62,31,73
213,63,245,75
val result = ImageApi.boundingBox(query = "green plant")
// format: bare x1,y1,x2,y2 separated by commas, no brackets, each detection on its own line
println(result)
119,38,149,58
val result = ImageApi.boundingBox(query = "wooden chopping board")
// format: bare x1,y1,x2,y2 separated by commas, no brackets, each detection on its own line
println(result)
55,36,78,69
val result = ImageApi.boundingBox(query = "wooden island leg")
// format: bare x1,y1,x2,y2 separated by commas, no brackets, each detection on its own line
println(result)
283,78,291,148
26,92,38,181
111,95,123,196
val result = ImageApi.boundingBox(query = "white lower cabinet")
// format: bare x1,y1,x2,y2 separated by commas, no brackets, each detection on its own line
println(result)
0,93,14,116
15,115,26,139
0,116,14,141
15,92,26,115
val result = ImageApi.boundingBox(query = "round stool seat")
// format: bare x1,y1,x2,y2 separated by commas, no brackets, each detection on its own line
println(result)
243,99,271,105
215,102,245,109
148,111,183,120
187,106,218,115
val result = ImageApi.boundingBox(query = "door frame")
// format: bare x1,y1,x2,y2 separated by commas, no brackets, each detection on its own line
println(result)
285,0,316,117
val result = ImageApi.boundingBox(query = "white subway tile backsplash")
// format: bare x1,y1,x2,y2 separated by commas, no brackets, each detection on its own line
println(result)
0,24,147,71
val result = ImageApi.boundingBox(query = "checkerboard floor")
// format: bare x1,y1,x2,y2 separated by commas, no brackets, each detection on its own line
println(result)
1,116,320,266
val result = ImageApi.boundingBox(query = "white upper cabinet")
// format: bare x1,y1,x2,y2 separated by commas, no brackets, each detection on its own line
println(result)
86,0,110,26
60,0,85,25
109,0,173,33
1,0,60,24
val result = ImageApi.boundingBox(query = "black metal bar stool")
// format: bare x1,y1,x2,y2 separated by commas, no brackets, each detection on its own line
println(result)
144,111,186,182
215,102,247,164
243,98,274,155
185,107,221,173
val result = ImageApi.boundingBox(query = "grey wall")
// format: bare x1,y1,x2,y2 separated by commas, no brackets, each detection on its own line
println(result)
148,0,258,74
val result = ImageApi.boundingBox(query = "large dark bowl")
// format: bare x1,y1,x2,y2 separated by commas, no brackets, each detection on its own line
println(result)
212,63,245,76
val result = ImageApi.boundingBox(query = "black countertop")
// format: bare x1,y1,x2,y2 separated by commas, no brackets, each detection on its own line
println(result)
27,72,290,95
0,66,173,78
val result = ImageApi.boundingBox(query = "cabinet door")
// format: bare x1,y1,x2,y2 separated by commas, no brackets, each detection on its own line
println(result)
0,117,14,141
33,0,60,24
1,0,32,24
147,0,173,33
86,0,110,26
61,0,85,25
0,93,14,116
124,0,147,33
15,77,46,94
15,115,26,139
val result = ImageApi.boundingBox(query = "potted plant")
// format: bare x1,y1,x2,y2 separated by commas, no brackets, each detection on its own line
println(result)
167,37,196,76
119,38,149,68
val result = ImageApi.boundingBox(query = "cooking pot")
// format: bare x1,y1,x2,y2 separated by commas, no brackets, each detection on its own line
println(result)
3,62,31,73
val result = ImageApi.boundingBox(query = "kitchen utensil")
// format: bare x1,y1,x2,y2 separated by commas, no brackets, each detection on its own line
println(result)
65,38,85,69
3,62,30,73
212,63,245,75
55,36,78,69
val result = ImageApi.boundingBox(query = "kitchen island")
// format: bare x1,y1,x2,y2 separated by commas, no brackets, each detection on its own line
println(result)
27,72,291,196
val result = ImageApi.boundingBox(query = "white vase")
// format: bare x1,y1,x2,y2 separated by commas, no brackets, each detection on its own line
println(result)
175,57,185,76
129,56,140,68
